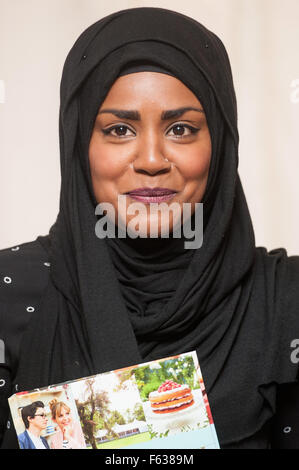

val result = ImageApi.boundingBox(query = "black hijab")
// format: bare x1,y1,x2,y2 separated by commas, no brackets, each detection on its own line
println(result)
11,7,299,448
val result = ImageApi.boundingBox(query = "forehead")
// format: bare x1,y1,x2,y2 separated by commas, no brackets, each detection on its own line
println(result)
35,407,44,414
57,405,69,414
100,72,200,107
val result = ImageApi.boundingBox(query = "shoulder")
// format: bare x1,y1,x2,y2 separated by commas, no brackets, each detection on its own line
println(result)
0,236,50,305
282,253,299,296
0,238,50,297
17,430,28,449
17,430,26,441
266,248,299,304
256,246,299,286
257,246,299,313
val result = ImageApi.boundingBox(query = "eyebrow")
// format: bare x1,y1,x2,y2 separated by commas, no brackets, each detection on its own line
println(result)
98,106,204,121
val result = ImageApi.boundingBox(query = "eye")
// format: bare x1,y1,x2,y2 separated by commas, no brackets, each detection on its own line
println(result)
101,124,135,138
167,123,200,138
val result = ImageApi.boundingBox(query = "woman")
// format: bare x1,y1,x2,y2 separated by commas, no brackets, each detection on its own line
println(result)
48,399,85,449
1,7,299,449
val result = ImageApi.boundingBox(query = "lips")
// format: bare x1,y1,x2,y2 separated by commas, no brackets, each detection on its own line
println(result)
126,187,177,196
125,188,177,204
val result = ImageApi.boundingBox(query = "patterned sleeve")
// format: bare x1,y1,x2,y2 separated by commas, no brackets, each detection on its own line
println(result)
0,239,50,448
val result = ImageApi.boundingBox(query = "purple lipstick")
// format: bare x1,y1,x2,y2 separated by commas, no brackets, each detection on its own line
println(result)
125,187,177,203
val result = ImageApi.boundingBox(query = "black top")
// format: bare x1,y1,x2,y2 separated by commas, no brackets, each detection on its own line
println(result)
1,238,299,449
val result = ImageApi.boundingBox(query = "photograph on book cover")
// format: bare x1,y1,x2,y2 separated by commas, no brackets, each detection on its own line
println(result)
9,351,219,449
8,384,86,449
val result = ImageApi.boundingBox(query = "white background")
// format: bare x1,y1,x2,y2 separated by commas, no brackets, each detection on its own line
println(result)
1,0,299,254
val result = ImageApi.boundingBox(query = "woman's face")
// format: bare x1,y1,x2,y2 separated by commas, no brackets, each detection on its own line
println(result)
89,72,212,237
54,406,72,428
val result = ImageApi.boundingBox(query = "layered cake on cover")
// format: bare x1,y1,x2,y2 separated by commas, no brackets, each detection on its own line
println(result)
149,380,194,414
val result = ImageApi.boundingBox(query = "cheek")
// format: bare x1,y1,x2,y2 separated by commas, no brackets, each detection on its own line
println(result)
89,140,128,182
90,150,115,180
177,144,211,181
89,140,130,205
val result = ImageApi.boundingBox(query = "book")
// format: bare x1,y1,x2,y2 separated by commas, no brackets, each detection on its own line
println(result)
8,350,219,449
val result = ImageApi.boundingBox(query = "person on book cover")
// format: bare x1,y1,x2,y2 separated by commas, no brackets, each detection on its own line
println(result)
18,401,50,449
48,399,86,449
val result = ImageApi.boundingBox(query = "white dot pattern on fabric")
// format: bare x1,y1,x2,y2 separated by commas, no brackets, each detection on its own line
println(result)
44,262,51,267
283,426,292,433
0,379,5,387
26,306,35,313
3,277,12,284
7,421,10,429
11,246,20,251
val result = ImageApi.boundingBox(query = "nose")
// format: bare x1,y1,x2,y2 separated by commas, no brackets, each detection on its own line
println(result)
132,132,171,176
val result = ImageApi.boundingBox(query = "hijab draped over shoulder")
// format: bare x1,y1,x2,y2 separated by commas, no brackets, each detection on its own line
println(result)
8,7,299,448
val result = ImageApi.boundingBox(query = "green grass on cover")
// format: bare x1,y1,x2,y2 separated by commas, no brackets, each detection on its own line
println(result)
96,432,150,449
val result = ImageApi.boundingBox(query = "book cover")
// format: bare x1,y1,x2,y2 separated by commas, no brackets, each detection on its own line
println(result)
8,351,219,449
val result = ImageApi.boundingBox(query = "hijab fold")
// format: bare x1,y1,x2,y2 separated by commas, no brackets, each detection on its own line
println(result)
8,8,298,448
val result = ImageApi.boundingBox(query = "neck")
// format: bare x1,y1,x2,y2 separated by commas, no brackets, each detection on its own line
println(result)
28,424,42,437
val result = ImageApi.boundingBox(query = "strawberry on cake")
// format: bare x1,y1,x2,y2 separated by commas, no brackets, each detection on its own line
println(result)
149,380,194,414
